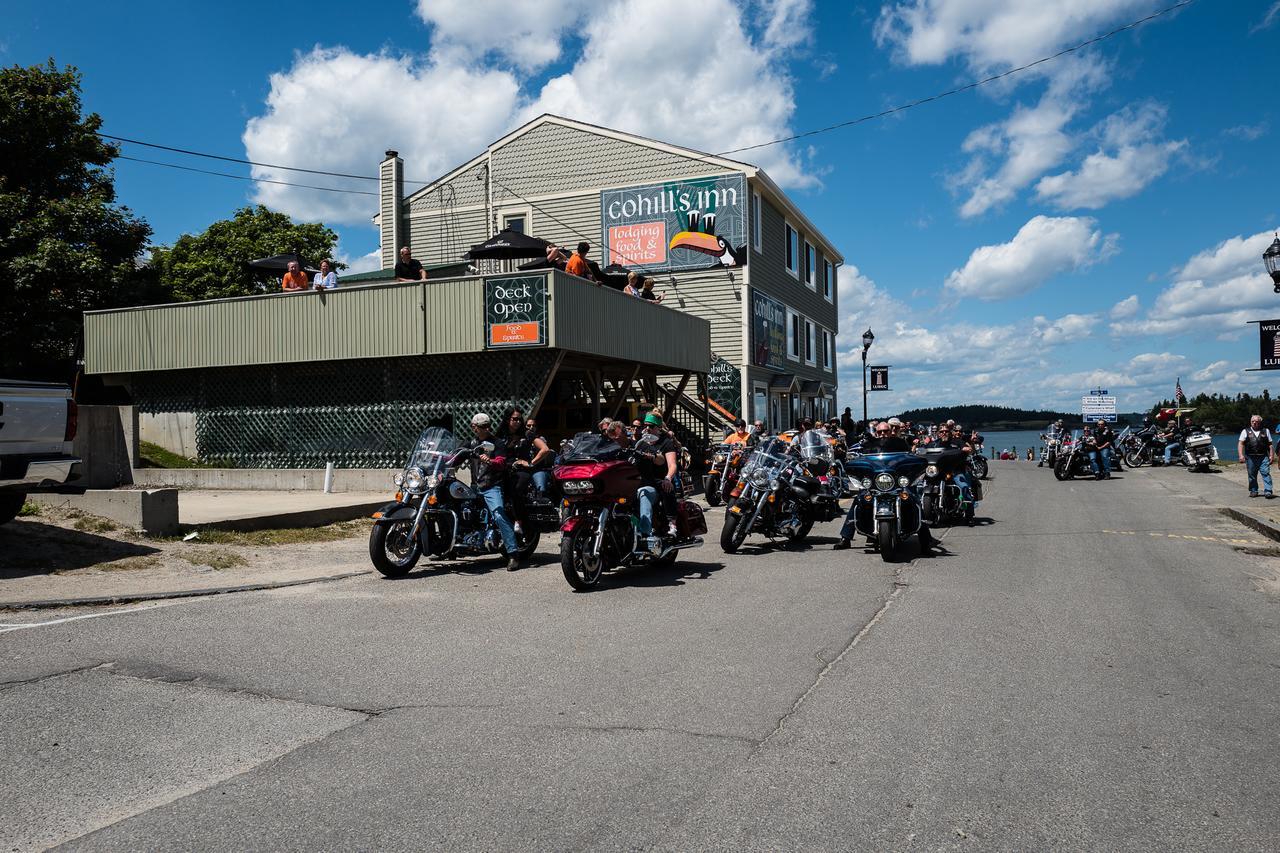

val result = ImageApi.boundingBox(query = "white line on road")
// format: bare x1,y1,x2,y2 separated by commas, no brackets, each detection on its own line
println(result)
0,602,179,633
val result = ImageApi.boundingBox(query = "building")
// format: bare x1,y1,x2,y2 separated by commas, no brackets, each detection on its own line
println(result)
378,114,842,430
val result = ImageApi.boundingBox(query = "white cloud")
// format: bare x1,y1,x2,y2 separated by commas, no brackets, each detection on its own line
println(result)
338,247,382,275
244,0,817,226
945,215,1118,301
1111,228,1278,337
243,48,520,225
1035,102,1187,209
1251,1,1280,34
1110,295,1139,319
1224,122,1268,142
1193,360,1231,383
1032,312,1097,345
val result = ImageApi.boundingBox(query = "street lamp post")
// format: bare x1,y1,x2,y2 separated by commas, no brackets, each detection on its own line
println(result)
861,328,874,426
1265,233,1280,293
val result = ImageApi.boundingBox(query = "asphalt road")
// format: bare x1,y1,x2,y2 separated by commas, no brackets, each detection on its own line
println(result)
3,462,1278,851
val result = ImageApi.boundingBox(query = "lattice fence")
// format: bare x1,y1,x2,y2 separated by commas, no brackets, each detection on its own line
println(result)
133,351,559,469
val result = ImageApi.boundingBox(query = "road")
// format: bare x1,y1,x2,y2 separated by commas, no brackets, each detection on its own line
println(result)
3,462,1278,851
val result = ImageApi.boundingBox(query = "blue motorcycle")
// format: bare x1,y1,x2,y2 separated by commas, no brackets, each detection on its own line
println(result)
919,446,977,526
842,452,929,561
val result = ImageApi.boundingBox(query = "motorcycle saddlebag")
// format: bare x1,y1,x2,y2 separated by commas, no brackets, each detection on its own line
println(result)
1184,433,1212,450
676,500,708,537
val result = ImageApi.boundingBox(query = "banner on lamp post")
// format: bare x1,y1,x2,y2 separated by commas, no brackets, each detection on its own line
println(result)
869,366,889,391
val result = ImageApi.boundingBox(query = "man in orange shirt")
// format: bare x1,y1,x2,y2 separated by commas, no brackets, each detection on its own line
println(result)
724,419,751,444
565,242,598,283
281,260,309,291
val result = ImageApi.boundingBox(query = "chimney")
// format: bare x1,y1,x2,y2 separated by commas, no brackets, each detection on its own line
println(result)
379,150,404,270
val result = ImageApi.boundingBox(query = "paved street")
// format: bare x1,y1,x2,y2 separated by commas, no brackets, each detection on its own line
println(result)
3,461,1279,851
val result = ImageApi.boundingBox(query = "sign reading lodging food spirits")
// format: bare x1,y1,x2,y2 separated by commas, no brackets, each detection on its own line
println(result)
600,173,747,273
484,275,547,348
1259,319,1280,370
708,355,741,418
869,366,889,391
751,291,787,370
1081,394,1117,422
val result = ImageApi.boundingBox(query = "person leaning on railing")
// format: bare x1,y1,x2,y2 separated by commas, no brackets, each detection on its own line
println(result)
281,260,309,292
312,259,338,291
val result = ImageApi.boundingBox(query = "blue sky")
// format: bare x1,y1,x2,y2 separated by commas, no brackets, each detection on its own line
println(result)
7,0,1280,414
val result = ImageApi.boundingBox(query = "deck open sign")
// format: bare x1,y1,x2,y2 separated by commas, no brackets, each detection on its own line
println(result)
485,275,547,348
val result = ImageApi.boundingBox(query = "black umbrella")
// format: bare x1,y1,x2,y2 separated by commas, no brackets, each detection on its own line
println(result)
597,262,630,290
466,229,552,260
246,252,319,275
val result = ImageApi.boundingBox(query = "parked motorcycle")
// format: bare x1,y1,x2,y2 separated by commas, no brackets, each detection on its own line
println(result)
703,441,749,507
919,446,976,525
720,434,829,553
369,428,542,577
555,432,706,591
1120,429,1164,468
1053,431,1097,480
1180,431,1218,472
1040,433,1062,469
842,451,928,561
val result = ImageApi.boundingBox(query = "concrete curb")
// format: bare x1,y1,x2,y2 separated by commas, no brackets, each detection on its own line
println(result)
187,501,385,533
0,570,371,611
1218,506,1280,544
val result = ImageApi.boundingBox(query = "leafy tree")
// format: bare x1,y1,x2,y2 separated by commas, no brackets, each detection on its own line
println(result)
150,205,342,301
0,60,153,379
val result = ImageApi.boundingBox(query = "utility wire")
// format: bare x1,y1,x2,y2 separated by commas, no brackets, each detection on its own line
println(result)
97,0,1194,189
115,155,377,196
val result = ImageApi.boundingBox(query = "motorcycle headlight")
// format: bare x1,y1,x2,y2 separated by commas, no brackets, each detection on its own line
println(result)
393,472,405,487
404,466,426,492
425,473,441,491
751,469,770,488
897,476,910,488
769,479,780,491
874,473,895,491
713,453,726,464
925,464,938,478
562,479,596,495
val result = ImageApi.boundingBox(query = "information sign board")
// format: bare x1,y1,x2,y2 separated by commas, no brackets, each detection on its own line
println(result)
1259,318,1280,370
484,275,547,348
1081,395,1117,422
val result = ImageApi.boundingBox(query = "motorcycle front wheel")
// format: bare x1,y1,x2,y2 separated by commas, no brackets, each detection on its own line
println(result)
369,520,420,577
1054,458,1072,481
1123,449,1147,468
560,520,604,591
877,524,897,561
720,508,750,553
972,457,989,479
704,475,722,506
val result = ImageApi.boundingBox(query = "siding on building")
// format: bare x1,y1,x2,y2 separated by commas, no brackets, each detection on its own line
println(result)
379,156,403,269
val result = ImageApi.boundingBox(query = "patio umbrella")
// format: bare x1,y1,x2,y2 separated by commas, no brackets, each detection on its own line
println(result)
466,229,552,260
246,252,319,275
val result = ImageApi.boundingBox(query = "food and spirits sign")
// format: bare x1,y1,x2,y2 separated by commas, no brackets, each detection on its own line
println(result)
1259,318,1280,370
751,290,787,370
870,366,889,391
1081,394,1117,422
708,355,741,418
484,275,547,348
600,173,747,273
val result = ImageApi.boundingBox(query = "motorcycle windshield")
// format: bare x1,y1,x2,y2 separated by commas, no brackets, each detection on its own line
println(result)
739,437,791,483
407,427,459,478
798,429,835,463
559,431,624,462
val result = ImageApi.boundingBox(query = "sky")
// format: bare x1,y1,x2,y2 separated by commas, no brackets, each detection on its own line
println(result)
7,0,1280,415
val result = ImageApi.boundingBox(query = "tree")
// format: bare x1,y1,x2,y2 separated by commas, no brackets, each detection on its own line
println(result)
0,61,153,379
150,205,342,302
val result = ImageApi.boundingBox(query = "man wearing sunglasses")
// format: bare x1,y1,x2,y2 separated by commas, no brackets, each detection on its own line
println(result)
865,421,910,453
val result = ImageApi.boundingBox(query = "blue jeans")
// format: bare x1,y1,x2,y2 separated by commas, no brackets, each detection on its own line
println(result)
480,485,519,553
954,471,976,502
531,470,551,494
1246,455,1273,495
637,485,658,536
1090,447,1112,475
1164,442,1180,464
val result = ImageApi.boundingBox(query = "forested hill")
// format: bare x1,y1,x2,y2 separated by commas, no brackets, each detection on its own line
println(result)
895,405,1086,430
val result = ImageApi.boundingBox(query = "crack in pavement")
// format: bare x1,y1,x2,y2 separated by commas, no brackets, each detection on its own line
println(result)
0,661,112,691
523,721,757,748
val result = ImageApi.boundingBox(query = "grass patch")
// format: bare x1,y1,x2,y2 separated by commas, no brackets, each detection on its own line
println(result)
170,518,369,547
18,501,40,517
138,440,224,469
177,548,247,571
73,516,119,534
54,554,162,574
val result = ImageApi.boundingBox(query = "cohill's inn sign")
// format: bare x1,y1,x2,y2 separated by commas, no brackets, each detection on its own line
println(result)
600,174,748,273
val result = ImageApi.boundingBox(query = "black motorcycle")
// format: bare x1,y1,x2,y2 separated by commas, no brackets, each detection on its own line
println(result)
369,427,544,577
842,451,928,561
721,434,827,553
1053,432,1097,481
919,446,976,525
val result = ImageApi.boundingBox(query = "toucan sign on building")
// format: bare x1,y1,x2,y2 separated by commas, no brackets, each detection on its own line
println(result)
601,174,747,272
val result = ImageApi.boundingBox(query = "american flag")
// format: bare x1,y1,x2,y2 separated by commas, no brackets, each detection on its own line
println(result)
1175,377,1186,405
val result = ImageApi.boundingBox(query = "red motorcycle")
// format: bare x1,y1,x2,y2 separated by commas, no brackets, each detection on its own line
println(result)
554,432,707,591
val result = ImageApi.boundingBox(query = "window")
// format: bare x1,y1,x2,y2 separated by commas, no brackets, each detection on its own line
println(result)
751,192,762,252
805,320,815,365
820,328,833,370
787,309,800,360
823,260,834,302
503,214,526,234
785,223,798,277
804,242,816,289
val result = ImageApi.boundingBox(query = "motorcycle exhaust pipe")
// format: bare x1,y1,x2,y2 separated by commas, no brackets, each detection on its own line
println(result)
657,537,704,559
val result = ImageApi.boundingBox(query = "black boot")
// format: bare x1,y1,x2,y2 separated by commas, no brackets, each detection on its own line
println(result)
833,537,851,550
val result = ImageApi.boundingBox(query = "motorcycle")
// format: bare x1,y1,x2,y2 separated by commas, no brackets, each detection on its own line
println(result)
555,432,706,591
969,441,989,480
1054,431,1098,481
720,434,827,553
369,427,543,577
1040,433,1062,469
919,446,976,525
1120,429,1164,468
842,451,928,561
703,441,749,507
1180,431,1218,472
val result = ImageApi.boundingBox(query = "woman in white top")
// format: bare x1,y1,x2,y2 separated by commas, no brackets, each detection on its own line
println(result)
312,259,338,290
623,271,642,297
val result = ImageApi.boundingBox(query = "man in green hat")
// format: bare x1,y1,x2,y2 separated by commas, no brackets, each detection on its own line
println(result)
634,412,679,553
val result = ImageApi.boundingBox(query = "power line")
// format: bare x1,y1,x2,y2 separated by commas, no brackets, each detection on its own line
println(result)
96,0,1194,187
115,155,377,196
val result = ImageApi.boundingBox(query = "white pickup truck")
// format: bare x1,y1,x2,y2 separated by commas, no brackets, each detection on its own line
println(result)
0,380,82,524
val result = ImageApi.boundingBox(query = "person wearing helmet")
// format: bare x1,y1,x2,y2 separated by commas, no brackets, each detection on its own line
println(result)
633,412,679,553
467,412,522,571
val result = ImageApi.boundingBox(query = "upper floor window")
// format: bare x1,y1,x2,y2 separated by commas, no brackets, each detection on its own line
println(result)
823,260,834,302
785,223,798,278
805,320,815,365
751,192,762,253
804,242,816,290
787,309,801,360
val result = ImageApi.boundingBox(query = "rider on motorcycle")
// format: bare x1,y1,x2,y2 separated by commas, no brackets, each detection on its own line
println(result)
466,413,523,571
634,412,679,553
866,421,911,452
1160,416,1191,465
920,424,983,501
724,419,752,445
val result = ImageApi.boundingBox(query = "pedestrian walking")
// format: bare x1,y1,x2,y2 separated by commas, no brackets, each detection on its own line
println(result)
1238,414,1275,498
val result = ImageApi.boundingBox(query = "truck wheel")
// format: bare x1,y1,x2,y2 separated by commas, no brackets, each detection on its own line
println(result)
0,493,25,525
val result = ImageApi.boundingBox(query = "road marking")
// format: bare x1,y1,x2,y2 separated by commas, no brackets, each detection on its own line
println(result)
0,602,177,633
1102,529,1262,546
